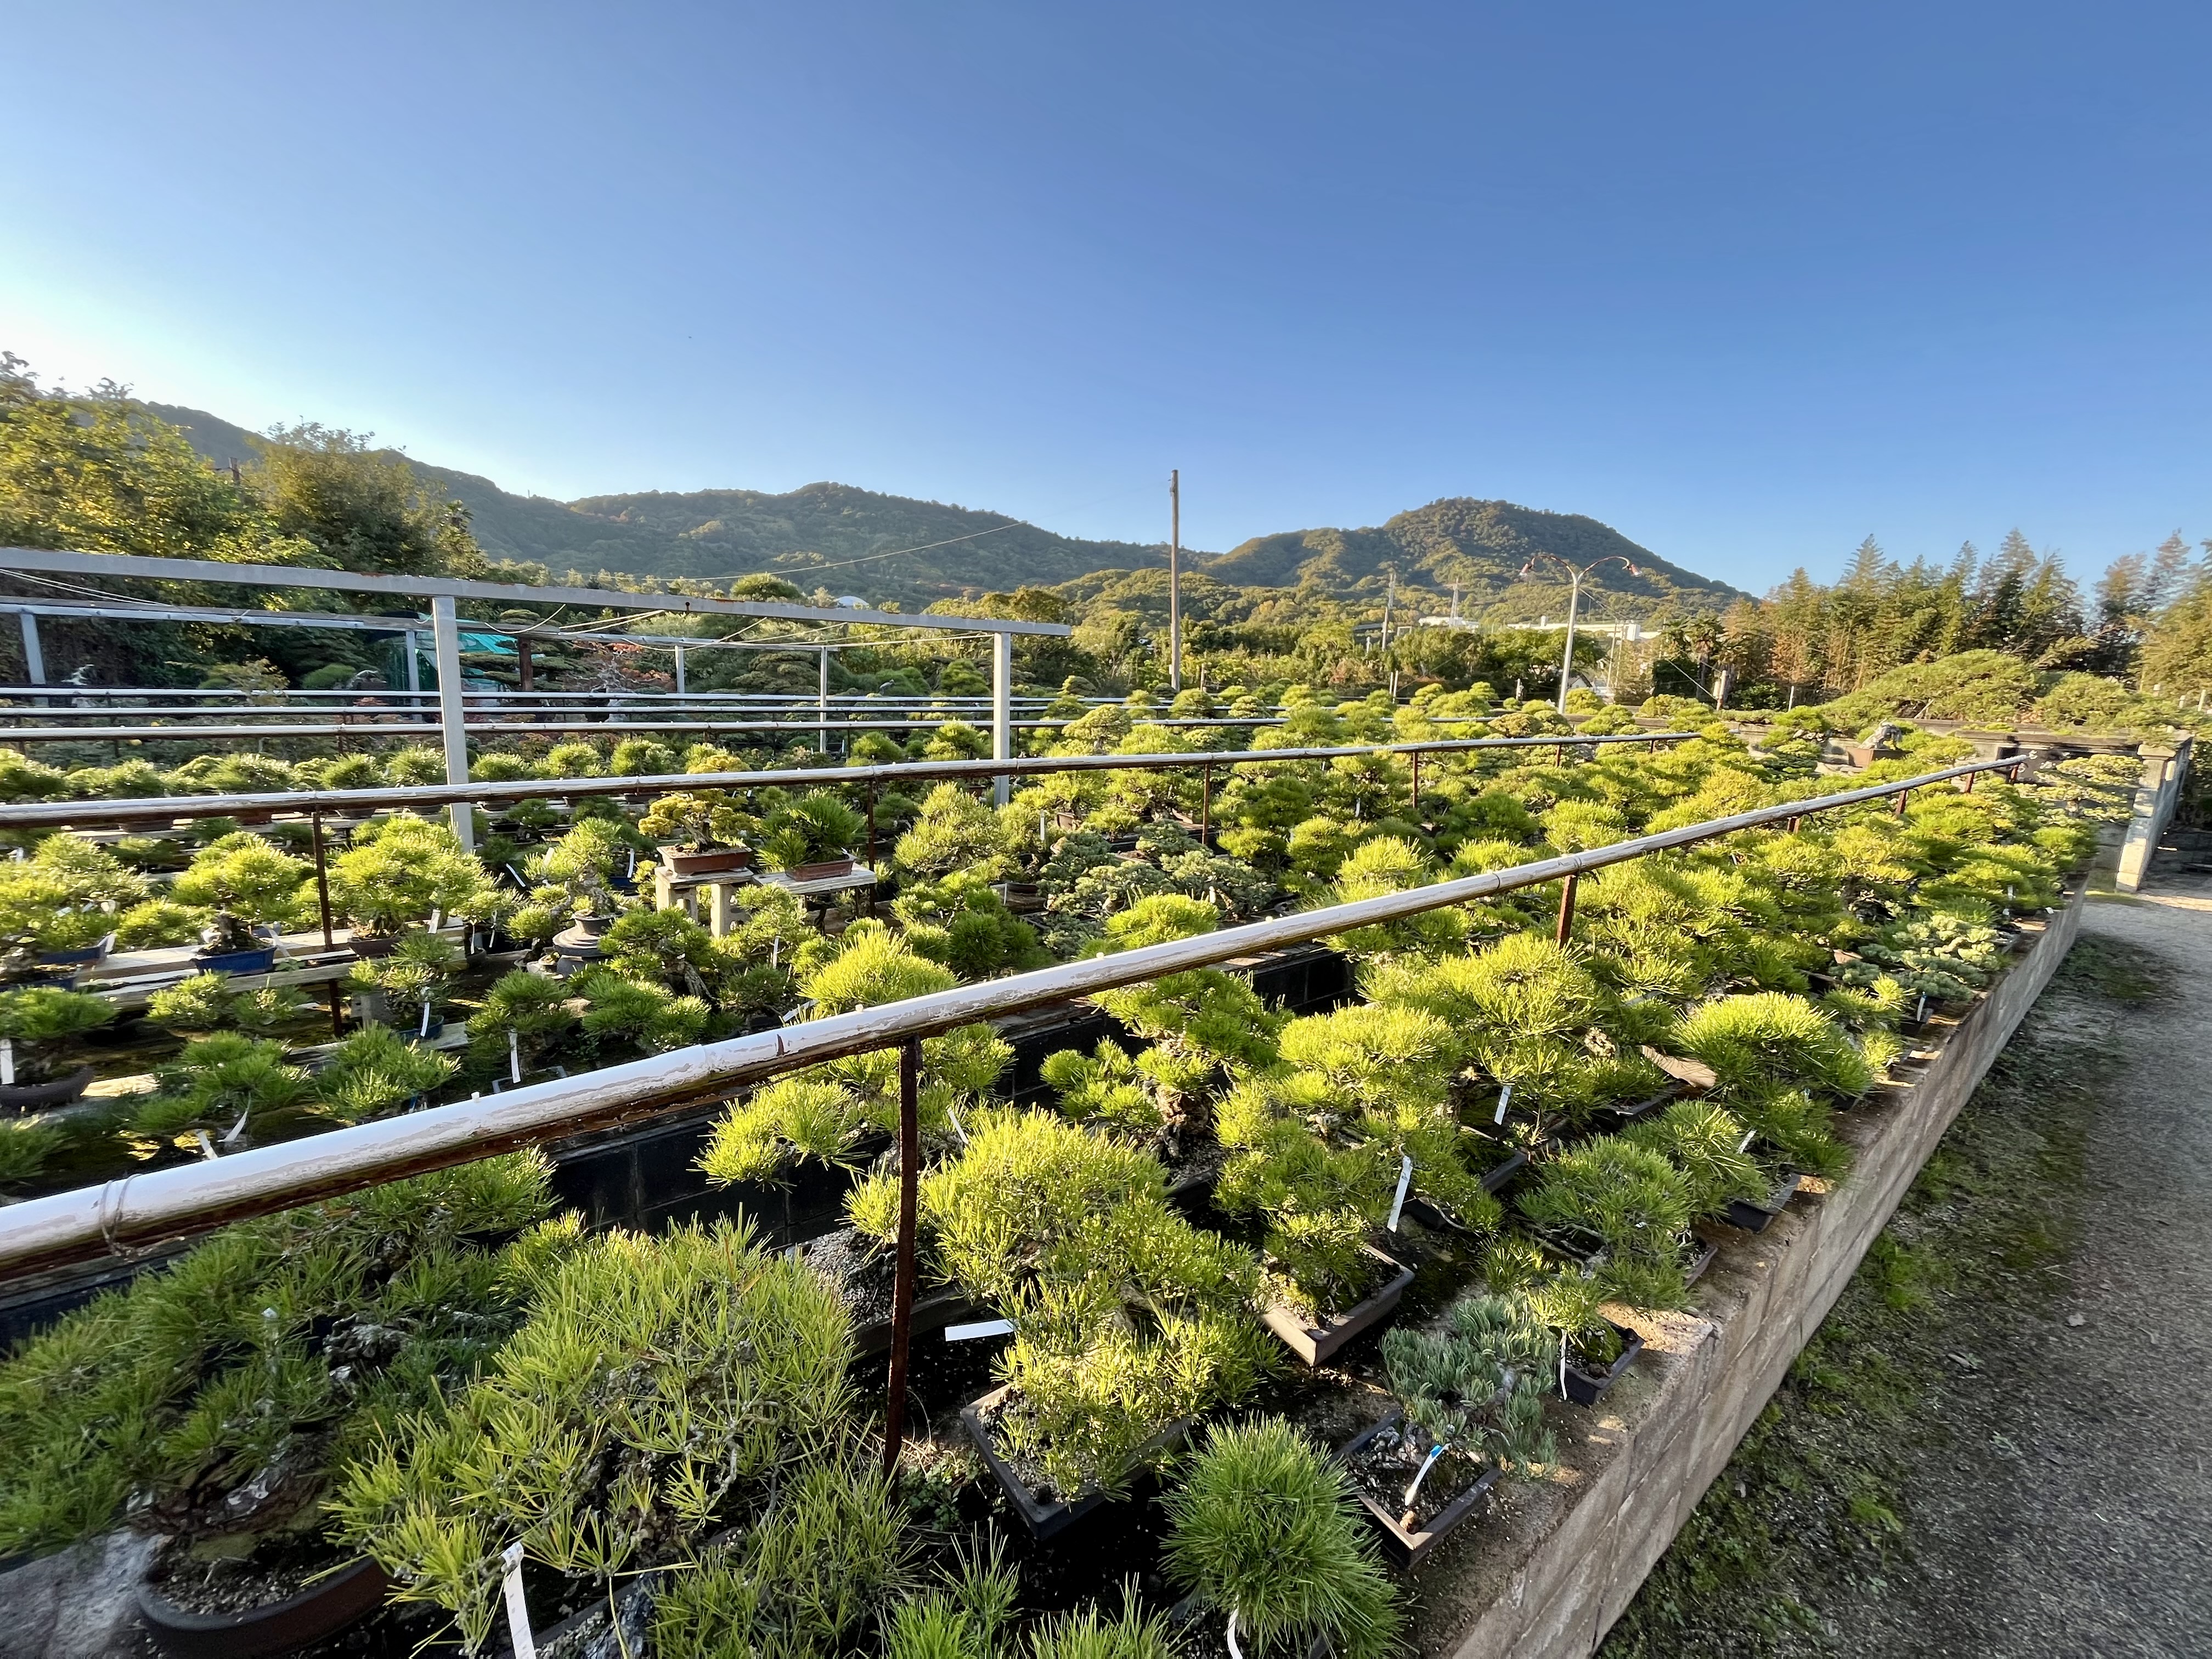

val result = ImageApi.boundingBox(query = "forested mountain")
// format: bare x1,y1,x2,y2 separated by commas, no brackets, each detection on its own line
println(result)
1209,498,1742,614
149,404,1736,617
148,404,1167,605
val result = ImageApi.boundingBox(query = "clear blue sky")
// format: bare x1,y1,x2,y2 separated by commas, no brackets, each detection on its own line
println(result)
4,2,2205,592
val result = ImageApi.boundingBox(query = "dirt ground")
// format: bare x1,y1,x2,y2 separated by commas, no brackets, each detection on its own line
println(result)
1603,877,2212,1658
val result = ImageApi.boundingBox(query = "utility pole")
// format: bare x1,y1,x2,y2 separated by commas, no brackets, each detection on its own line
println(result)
1521,552,1641,715
1381,568,1397,700
1168,470,1182,695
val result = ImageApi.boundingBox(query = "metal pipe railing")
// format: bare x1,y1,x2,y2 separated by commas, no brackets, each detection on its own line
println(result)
0,732,1693,830
0,754,2017,1277
0,716,1301,743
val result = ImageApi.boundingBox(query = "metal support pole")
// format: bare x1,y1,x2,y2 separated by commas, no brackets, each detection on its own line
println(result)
1168,469,1182,696
516,635,533,695
1555,574,1581,715
1787,815,1802,834
1410,753,1420,814
1962,770,1976,794
991,631,1014,807
819,647,831,754
674,645,686,697
882,1036,921,1478
18,612,44,693
429,596,475,852
866,787,877,866
1555,871,1579,945
1893,789,1910,817
1200,760,1211,844
404,630,421,700
310,814,335,950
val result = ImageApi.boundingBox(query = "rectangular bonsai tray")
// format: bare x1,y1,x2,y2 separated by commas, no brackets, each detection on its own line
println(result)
1335,1407,1501,1569
1722,1171,1804,1233
1262,1246,1415,1366
1562,1321,1645,1406
958,1383,1190,1540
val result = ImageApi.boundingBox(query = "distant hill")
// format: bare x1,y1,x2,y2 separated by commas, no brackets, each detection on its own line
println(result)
148,405,1738,617
147,404,1166,605
1206,498,1743,617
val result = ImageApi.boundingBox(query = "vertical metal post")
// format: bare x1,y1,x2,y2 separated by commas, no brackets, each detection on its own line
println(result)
430,595,475,852
819,647,831,755
1787,815,1803,834
1200,760,1211,843
1555,871,1579,945
866,787,877,866
991,630,1013,808
18,612,44,692
1963,769,1976,794
516,635,533,695
310,814,335,950
882,1036,921,1479
1410,752,1420,813
1168,469,1182,695
1893,789,1910,817
404,630,421,701
1555,574,1581,714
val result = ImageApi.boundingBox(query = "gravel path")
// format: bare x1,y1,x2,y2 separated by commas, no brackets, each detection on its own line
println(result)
1863,887,2212,1657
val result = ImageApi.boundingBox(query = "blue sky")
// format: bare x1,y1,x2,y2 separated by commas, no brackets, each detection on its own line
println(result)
4,2,2205,591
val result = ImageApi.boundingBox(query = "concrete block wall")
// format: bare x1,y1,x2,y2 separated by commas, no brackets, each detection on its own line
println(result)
1413,885,2087,1659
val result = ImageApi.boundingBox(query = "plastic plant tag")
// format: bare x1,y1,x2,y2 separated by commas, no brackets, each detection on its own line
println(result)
1559,1333,1568,1394
509,1028,522,1084
1916,992,1928,1025
501,1541,538,1659
0,1037,12,1086
770,939,780,969
1226,1611,1245,1659
1387,1153,1414,1232
1494,1082,1514,1125
947,1105,968,1146
419,1000,433,1037
194,1130,218,1160
429,909,442,932
945,1318,1017,1342
1739,1128,1756,1153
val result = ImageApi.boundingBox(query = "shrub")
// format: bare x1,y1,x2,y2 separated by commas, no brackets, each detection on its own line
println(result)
610,736,681,777
1,1155,561,1557
465,969,577,1073
315,1024,459,1122
1669,992,1872,1099
130,1032,319,1148
895,783,1011,881
329,1218,854,1652
1517,1135,1695,1309
1163,1419,1402,1659
329,814,503,937
761,789,867,870
1622,1098,1768,1217
169,832,313,940
1381,1292,1557,1472
146,970,307,1035
113,898,208,949
348,929,463,1028
0,985,114,1082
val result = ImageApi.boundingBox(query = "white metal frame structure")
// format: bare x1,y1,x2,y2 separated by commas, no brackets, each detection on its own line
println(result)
1,549,1073,842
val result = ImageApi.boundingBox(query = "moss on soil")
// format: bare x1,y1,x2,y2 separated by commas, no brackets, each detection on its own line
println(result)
1599,937,2159,1657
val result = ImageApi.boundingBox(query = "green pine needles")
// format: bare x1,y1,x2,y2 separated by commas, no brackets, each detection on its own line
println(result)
1163,1419,1404,1659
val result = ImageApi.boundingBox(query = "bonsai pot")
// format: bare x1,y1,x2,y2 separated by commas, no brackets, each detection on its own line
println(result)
1334,1408,1500,1568
346,934,401,960
38,933,115,968
663,846,755,877
1261,1246,1415,1366
1722,1172,1804,1233
135,1558,390,1659
1684,1237,1719,1285
786,854,857,882
1562,1321,1645,1406
960,1383,1190,1540
0,1063,95,1111
1479,1147,1528,1194
1606,1081,1688,1122
192,945,278,975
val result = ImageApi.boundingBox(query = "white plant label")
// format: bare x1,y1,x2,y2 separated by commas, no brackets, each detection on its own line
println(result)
948,1105,968,1146
194,1130,218,1160
945,1318,1017,1342
1916,992,1928,1025
0,1037,12,1086
1739,1128,1757,1153
1387,1153,1414,1232
1559,1334,1569,1393
770,939,779,969
419,1000,432,1037
509,1029,522,1084
429,909,442,932
1494,1082,1513,1125
501,1541,539,1659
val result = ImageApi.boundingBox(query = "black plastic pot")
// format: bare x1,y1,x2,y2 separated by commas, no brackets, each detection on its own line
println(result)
1261,1246,1415,1365
1684,1237,1719,1285
960,1383,1190,1539
135,1558,389,1659
0,1064,95,1112
1606,1080,1688,1122
1722,1172,1804,1233
1561,1321,1645,1406
1335,1407,1499,1568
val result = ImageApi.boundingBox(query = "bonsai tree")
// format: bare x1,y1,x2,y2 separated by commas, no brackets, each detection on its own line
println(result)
610,735,681,776
893,876,1047,980
146,970,308,1035
523,816,636,927
893,783,1012,882
1515,1135,1696,1309
465,968,578,1077
1622,1097,1769,1218
348,930,465,1034
0,1158,565,1583
0,985,114,1089
327,814,504,940
328,1219,855,1654
0,837,151,970
1163,1419,1402,1659
1379,1293,1558,1510
315,1023,459,1122
129,1033,320,1152
639,788,755,855
572,966,713,1054
759,789,866,872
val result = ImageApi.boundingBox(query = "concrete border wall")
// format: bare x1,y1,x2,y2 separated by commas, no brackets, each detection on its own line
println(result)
2116,737,2193,894
1415,883,2089,1659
